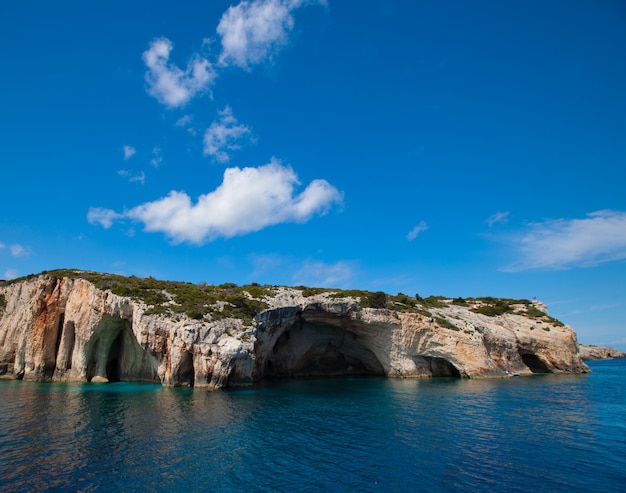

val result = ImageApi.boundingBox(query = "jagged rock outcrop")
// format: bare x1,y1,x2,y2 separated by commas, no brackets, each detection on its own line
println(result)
578,344,625,360
0,274,590,388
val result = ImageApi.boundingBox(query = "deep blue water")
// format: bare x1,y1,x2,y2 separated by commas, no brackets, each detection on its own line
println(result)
1,360,625,492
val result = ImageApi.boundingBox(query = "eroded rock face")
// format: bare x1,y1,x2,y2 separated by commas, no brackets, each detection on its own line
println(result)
578,344,625,360
0,276,590,388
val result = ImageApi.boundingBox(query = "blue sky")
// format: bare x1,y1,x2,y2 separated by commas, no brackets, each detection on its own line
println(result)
1,1,625,349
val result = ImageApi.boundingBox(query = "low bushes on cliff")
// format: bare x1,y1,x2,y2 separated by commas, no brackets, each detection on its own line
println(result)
10,270,567,329
32,270,272,324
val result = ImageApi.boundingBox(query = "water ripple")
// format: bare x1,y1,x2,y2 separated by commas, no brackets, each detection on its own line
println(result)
1,362,626,492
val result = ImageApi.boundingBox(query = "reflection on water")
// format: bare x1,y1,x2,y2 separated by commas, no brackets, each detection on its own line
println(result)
1,361,625,492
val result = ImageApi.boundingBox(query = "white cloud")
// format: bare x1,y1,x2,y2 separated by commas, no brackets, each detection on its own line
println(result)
118,170,146,185
0,241,5,249
10,244,26,257
504,210,626,271
123,145,136,160
150,147,163,168
142,38,216,108
203,106,253,163
293,260,353,288
217,0,324,69
4,269,18,280
406,221,429,241
175,115,193,127
486,211,509,227
90,160,342,244
87,208,123,229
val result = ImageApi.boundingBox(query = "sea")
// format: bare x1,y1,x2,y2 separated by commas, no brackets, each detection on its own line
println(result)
1,359,625,493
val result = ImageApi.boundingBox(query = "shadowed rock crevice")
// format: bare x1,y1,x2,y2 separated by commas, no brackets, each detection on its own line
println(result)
85,316,159,383
412,355,462,377
264,321,385,377
175,351,195,387
519,351,551,373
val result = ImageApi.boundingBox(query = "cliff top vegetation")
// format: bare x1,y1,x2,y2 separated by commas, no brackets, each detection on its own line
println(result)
4,269,564,327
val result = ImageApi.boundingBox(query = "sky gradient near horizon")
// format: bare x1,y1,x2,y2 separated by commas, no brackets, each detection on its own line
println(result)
1,1,625,349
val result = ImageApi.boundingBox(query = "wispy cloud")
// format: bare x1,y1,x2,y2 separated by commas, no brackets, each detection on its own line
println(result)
150,147,163,168
175,115,193,127
176,115,198,136
88,159,343,244
142,38,216,108
10,244,27,257
87,208,123,229
406,221,429,241
4,269,18,280
293,260,353,288
118,170,146,184
217,0,325,69
203,106,253,163
249,253,285,278
504,210,626,271
0,241,5,250
569,303,619,315
123,145,136,160
486,211,509,227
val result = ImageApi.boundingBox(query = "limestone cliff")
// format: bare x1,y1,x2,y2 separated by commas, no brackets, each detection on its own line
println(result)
0,272,589,388
578,344,625,360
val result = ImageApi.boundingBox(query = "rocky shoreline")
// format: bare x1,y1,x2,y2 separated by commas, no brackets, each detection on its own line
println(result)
0,271,591,388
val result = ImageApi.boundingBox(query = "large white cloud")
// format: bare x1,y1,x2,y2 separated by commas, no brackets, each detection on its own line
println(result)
504,210,626,271
217,0,324,69
142,38,216,108
203,106,253,163
88,160,342,244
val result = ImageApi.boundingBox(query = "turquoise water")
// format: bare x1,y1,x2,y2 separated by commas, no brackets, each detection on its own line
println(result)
1,360,625,492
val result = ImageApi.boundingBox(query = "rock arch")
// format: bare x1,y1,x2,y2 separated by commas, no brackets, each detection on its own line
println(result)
256,312,385,379
519,351,552,373
174,351,195,387
411,355,462,378
84,316,159,383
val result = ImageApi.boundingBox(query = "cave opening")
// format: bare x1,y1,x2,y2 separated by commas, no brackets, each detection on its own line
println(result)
176,352,195,387
42,313,66,380
426,356,462,377
54,314,65,362
264,321,385,378
520,352,551,373
412,355,462,378
105,330,124,382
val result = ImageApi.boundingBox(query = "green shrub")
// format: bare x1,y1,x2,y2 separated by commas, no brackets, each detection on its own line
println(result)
435,317,460,331
0,293,6,311
365,291,387,309
522,306,547,318
472,298,513,317
421,296,447,308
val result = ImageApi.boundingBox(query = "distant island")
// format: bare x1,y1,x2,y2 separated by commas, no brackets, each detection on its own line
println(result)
0,270,595,388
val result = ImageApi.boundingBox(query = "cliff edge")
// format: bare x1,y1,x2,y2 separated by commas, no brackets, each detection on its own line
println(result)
0,271,589,388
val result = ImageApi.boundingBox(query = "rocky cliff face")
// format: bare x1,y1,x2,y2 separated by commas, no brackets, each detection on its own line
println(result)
0,274,589,388
578,344,625,360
